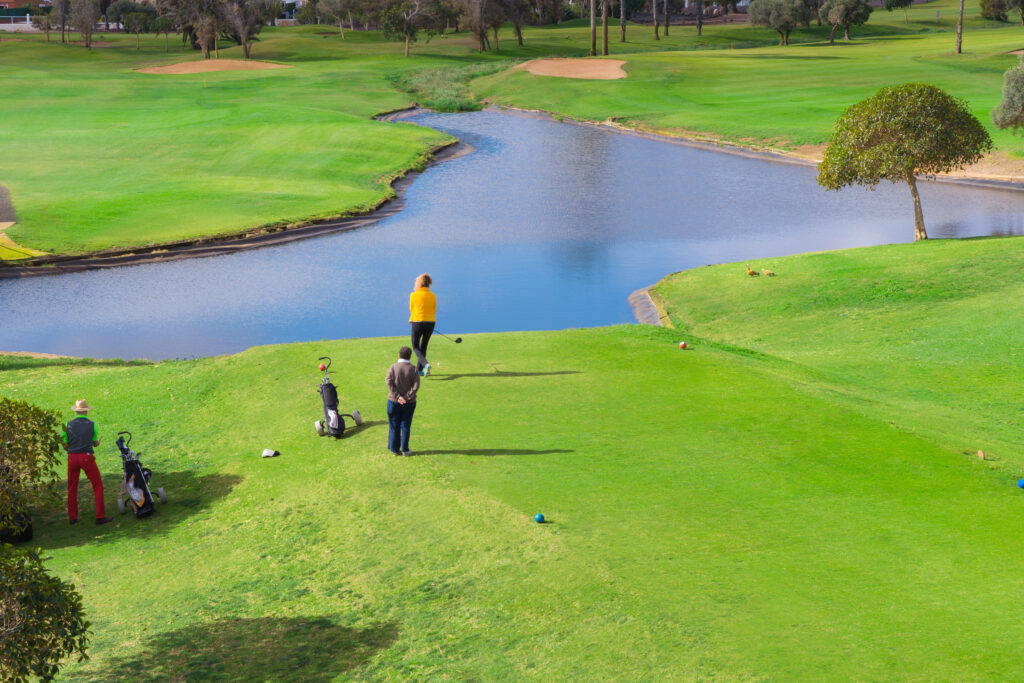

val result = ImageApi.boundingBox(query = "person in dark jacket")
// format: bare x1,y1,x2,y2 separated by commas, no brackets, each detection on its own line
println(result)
385,347,420,456
64,399,113,526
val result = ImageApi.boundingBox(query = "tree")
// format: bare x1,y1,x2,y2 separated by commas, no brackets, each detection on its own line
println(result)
155,0,224,53
71,0,102,47
1005,0,1024,23
818,83,992,241
620,0,627,41
955,0,964,52
320,0,349,35
125,11,149,47
31,12,53,40
151,14,173,50
651,0,659,38
106,0,151,30
601,0,608,54
0,399,62,537
980,0,1008,20
821,0,871,41
0,546,90,682
747,0,810,44
52,0,71,43
992,56,1024,131
882,0,912,23
221,0,266,57
589,0,596,54
695,0,704,35
379,0,433,55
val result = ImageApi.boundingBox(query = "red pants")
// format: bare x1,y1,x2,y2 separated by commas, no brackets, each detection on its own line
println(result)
67,452,106,521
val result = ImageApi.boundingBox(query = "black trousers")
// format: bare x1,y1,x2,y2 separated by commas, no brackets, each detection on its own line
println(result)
411,321,435,371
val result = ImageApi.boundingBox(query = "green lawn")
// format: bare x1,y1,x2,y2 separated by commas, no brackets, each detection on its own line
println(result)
3,236,1024,678
4,3,1024,255
475,0,1024,151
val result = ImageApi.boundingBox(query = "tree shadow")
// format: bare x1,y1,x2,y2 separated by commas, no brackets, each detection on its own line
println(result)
73,616,398,681
411,448,574,457
34,470,243,550
433,370,581,382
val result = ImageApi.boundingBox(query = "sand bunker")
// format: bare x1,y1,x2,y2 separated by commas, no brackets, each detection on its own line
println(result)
137,59,290,75
518,58,626,80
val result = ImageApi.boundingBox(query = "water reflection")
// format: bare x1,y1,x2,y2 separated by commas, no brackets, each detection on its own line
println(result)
1,109,1023,360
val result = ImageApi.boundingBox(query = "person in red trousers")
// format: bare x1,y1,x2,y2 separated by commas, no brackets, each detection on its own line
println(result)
65,399,113,526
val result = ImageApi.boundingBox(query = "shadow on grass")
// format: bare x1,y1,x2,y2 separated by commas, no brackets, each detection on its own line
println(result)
35,471,243,550
74,616,398,681
433,370,581,381
343,419,385,438
412,448,574,456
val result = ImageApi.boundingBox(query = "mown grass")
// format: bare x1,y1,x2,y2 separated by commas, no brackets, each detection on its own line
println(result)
5,3,1024,254
2,236,1024,678
474,0,1024,151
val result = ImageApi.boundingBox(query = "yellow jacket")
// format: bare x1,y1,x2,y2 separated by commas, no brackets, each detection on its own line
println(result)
409,287,437,322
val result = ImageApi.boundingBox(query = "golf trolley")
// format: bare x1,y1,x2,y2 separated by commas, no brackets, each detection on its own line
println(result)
315,356,362,438
114,431,167,518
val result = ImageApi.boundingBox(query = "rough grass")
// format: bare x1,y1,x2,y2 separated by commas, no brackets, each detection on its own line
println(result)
3,237,1024,678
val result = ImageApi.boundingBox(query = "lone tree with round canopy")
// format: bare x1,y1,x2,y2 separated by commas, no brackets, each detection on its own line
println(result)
818,83,992,241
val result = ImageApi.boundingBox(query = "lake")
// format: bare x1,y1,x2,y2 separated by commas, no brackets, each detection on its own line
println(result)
2,109,1022,360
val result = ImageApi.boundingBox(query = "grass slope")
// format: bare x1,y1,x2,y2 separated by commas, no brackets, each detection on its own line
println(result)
654,234,1024,473
4,238,1024,678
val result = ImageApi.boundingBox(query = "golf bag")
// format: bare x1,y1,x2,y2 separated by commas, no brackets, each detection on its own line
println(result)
315,356,362,438
115,432,167,518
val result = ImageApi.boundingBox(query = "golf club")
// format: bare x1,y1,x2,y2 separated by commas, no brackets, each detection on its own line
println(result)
436,331,463,344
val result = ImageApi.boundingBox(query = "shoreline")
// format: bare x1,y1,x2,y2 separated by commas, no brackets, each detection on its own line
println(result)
6,101,1023,277
489,105,1024,191
0,135,472,279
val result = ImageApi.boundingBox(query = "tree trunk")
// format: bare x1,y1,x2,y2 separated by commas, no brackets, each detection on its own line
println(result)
601,0,608,54
136,33,140,48
492,24,499,50
955,0,964,53
780,29,788,45
620,0,627,41
663,0,668,34
514,18,523,46
404,33,410,55
165,32,168,50
214,34,219,58
907,174,928,240
348,10,354,30
653,0,660,38
338,18,344,37
903,6,908,22
696,0,703,35
243,38,251,57
829,22,837,43
843,23,850,39
590,0,596,54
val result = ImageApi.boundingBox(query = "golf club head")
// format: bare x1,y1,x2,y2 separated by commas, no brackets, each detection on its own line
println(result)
455,337,462,344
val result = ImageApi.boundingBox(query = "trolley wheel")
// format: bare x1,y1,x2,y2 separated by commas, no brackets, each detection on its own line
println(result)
315,420,325,436
352,410,363,427
117,498,126,514
158,487,167,504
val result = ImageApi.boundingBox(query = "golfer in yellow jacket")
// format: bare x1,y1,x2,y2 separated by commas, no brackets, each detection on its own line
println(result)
409,273,437,376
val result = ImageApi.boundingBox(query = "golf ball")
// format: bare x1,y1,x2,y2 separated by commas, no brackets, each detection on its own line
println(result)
318,363,326,371
534,513,545,524
679,341,687,350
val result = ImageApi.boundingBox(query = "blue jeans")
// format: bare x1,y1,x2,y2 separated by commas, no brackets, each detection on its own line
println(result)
387,400,416,453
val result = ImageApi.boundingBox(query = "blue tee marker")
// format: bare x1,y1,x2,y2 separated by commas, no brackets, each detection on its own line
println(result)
1018,479,1024,489
534,513,545,524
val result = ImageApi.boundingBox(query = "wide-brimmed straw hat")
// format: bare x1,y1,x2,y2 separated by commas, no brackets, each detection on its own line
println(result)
71,399,93,413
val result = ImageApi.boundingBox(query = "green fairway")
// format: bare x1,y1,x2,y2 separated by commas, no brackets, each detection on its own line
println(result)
3,236,1024,678
4,2,1024,255
475,0,1024,153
